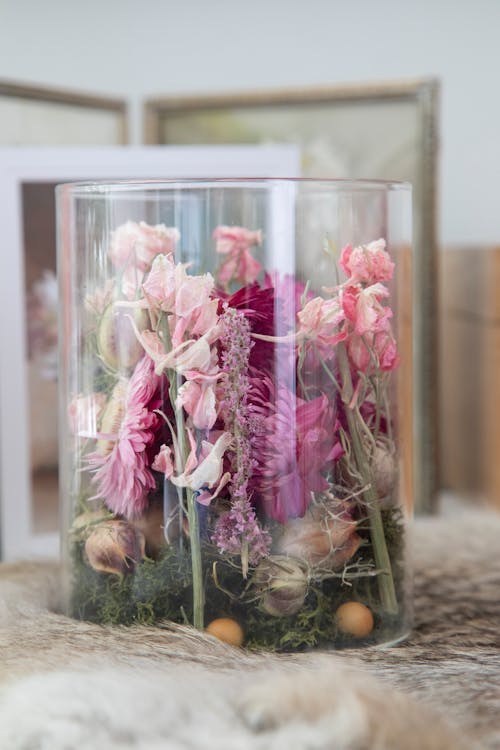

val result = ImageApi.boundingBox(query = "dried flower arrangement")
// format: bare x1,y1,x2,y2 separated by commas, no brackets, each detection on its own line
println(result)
67,220,408,651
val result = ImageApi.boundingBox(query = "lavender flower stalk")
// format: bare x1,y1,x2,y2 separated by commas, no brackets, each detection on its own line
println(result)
212,307,271,575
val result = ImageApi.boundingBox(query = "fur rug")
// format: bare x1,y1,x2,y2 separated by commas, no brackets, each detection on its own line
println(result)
1,507,499,749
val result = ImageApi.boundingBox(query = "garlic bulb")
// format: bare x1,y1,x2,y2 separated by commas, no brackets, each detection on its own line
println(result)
85,519,145,575
254,555,308,617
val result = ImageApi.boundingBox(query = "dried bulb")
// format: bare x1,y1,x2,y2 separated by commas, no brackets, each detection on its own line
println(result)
277,506,361,571
71,509,111,538
85,519,145,575
131,499,179,557
254,555,308,617
97,304,147,371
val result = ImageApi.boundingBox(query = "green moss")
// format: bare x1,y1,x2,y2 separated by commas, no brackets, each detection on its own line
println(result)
70,542,193,625
69,507,408,650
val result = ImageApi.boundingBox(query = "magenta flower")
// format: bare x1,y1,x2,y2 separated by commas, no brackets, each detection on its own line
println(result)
219,283,278,371
87,356,163,519
213,225,262,286
264,271,313,333
249,377,343,522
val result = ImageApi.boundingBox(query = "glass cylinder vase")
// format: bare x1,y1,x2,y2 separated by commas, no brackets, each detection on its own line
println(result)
57,178,412,651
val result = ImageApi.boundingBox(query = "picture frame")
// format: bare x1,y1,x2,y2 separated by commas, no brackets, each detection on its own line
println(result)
0,144,300,561
144,79,440,513
0,80,128,145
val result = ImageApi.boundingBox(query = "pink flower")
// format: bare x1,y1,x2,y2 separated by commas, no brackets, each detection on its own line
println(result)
250,378,342,522
170,431,232,501
297,296,346,355
340,282,399,372
339,238,394,285
176,378,218,430
127,323,215,377
108,221,179,298
347,329,399,372
109,221,179,272
87,356,162,519
213,225,262,286
264,272,313,333
85,280,114,316
212,495,271,566
152,444,174,477
141,254,218,346
341,283,392,336
143,255,214,314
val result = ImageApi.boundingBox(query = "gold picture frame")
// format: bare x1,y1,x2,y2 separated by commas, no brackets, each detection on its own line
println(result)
145,79,440,513
0,79,128,145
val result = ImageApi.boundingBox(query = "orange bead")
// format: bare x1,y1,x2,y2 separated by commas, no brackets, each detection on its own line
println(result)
206,617,244,647
335,601,374,638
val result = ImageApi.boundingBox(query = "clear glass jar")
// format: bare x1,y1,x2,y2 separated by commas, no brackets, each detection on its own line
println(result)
57,179,412,651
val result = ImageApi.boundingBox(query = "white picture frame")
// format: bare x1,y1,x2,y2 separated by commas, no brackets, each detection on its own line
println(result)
0,145,300,561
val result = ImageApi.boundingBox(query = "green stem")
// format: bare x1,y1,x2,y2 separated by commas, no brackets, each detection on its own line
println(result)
186,487,205,629
159,314,205,629
337,343,398,615
174,392,204,629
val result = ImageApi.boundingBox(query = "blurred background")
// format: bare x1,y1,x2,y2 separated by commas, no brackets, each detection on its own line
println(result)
1,0,499,549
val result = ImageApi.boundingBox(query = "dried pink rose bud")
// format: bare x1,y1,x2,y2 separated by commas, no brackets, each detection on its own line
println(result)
254,555,308,617
85,520,145,575
277,506,361,571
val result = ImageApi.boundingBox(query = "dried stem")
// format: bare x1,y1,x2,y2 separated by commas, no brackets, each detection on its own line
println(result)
336,343,398,615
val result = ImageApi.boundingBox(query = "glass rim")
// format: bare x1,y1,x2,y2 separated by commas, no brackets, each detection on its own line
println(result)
56,177,412,196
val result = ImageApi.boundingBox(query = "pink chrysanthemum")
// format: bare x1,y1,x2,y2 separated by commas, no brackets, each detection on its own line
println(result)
87,356,164,519
249,376,343,523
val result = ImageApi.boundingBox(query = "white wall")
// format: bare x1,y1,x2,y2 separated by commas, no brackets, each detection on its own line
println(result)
1,0,499,245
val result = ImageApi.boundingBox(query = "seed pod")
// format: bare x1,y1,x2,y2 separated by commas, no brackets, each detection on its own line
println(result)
85,519,145,575
254,555,308,617
71,509,111,539
371,442,396,498
97,304,147,371
96,379,128,455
